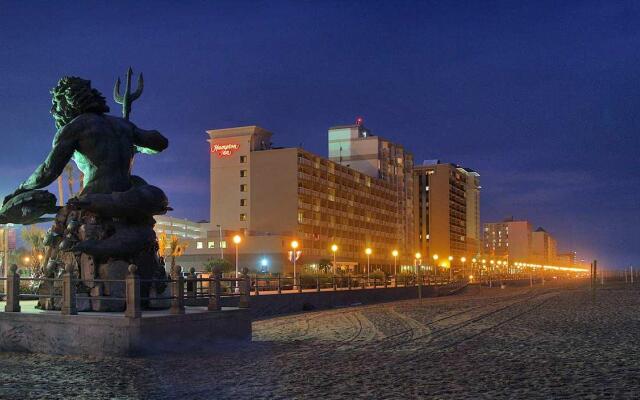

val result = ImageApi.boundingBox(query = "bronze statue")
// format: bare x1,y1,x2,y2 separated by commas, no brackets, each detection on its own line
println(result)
0,72,171,311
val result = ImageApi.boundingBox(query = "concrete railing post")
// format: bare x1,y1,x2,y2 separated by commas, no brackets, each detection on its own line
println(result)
170,265,185,315
125,264,141,318
384,276,388,288
361,275,366,290
316,274,320,292
332,275,337,291
239,273,250,308
373,278,377,289
297,276,302,293
348,274,352,290
277,273,282,294
61,264,77,315
208,272,221,311
4,264,20,312
417,271,423,299
255,275,260,296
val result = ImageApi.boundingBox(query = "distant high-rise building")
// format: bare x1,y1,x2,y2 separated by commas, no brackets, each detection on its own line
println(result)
483,218,532,262
531,227,557,264
413,160,481,268
328,118,414,257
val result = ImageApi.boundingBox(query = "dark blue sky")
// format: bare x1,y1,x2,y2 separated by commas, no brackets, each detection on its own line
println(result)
1,1,638,268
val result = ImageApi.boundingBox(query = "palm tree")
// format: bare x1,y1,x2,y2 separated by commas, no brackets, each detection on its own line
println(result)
21,226,45,273
157,232,188,273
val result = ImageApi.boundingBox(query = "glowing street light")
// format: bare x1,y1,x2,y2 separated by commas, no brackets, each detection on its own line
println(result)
415,252,422,275
291,240,300,283
331,244,338,274
432,254,439,275
392,249,399,276
365,247,372,283
233,234,242,291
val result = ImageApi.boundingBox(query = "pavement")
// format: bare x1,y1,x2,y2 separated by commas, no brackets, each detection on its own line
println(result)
1,281,638,399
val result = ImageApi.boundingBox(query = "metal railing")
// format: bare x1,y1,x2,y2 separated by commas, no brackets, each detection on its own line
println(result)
0,264,251,318
245,273,459,295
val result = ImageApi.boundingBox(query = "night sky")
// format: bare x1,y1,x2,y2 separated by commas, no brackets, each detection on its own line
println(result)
1,1,638,268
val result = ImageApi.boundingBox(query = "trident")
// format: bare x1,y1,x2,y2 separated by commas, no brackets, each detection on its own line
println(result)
113,67,144,120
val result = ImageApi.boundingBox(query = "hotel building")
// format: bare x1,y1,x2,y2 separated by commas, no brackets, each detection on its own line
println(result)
328,119,414,256
531,227,558,264
413,160,481,268
483,218,533,262
177,124,412,273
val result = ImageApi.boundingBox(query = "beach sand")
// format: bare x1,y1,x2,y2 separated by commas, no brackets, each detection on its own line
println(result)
1,281,638,399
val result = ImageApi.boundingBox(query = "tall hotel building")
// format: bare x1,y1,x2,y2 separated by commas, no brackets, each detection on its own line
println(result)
413,160,481,267
483,218,532,262
194,123,413,273
327,119,414,257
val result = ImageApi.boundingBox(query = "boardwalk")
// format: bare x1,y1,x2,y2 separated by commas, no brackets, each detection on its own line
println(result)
1,281,638,399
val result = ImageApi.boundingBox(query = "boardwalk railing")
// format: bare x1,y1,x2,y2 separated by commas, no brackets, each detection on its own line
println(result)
0,264,250,319
245,273,461,295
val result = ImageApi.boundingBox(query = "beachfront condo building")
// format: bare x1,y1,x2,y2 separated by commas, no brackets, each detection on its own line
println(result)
412,160,481,269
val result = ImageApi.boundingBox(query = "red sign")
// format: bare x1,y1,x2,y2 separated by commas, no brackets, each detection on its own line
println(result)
211,143,240,157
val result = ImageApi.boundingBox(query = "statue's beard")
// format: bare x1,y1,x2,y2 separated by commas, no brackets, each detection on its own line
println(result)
51,107,77,130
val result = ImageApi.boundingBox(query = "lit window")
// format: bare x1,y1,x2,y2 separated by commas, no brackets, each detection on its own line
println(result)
196,241,203,249
298,212,304,223
220,241,227,249
240,170,248,177
240,213,247,221
240,184,247,192
240,199,247,206
207,241,215,249
240,155,247,163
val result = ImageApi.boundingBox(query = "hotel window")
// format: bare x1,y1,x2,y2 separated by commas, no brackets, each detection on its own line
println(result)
298,211,304,223
207,241,215,249
240,155,247,163
240,213,247,221
196,241,203,249
240,184,247,192
240,199,247,206
220,241,227,249
240,170,248,177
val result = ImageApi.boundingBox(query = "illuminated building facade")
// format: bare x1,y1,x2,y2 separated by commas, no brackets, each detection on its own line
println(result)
483,218,532,262
327,119,414,257
177,125,411,273
413,160,481,267
531,227,558,264
153,215,206,240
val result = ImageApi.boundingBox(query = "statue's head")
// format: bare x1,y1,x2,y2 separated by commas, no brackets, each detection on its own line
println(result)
50,77,110,129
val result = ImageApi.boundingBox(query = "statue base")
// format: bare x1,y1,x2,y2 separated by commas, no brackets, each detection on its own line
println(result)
0,303,250,356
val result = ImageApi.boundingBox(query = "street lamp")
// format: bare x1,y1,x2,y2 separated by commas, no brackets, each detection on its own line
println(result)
448,256,454,281
233,235,241,291
331,244,338,274
432,254,439,275
365,247,372,284
216,224,224,259
291,240,299,282
461,257,467,279
392,249,399,276
415,252,422,275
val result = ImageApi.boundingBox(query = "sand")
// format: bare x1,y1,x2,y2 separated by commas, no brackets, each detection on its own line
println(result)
1,281,638,399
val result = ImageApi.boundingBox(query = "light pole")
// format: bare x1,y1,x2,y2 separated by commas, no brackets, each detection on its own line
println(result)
432,254,439,277
331,244,338,274
415,252,422,276
216,224,224,259
471,258,476,279
233,235,241,291
365,247,372,284
392,249,398,277
461,257,467,280
448,256,454,281
291,240,299,283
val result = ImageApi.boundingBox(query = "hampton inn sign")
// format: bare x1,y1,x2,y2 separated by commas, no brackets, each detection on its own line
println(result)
211,143,240,157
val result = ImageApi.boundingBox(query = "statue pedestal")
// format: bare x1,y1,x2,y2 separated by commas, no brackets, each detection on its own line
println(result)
0,303,250,356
